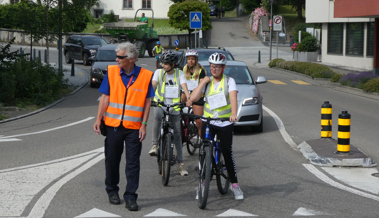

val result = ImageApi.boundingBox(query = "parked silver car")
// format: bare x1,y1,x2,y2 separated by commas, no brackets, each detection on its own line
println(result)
199,61,267,132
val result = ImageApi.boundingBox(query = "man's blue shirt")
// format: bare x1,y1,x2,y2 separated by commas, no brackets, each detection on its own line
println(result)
99,65,155,98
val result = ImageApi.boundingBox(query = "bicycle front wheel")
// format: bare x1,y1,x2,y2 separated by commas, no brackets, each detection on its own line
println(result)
216,153,230,194
186,119,199,155
198,145,212,209
162,133,172,186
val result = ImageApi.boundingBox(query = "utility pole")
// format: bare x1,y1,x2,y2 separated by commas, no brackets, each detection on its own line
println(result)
269,0,273,61
58,0,62,72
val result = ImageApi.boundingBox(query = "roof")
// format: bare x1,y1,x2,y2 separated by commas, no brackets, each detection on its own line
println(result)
198,60,247,66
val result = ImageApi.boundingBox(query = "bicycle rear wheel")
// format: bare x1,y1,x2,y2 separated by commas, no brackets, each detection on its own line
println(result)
162,133,172,186
186,119,199,155
216,153,230,194
198,145,212,209
157,135,162,175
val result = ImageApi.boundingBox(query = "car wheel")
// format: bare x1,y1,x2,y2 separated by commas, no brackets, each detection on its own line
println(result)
83,53,90,66
65,52,72,64
252,116,263,133
135,41,146,58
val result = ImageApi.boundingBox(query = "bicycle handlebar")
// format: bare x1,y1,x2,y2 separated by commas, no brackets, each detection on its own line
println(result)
181,113,230,122
151,101,186,109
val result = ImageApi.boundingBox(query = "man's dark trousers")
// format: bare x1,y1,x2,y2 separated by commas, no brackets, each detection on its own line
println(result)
104,124,142,201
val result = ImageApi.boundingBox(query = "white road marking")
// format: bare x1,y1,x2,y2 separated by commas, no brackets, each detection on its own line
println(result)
27,148,104,218
75,208,120,217
0,137,22,142
1,117,94,139
263,105,297,150
293,207,330,216
144,208,186,217
321,167,379,194
303,164,379,202
216,209,257,217
0,148,104,218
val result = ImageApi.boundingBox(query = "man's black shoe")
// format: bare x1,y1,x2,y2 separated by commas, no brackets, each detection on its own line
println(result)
108,194,121,205
125,199,138,211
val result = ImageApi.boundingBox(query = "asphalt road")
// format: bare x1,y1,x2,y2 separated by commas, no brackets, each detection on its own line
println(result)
1,16,379,218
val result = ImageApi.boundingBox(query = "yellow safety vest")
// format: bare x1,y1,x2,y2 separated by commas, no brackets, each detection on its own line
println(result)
155,45,162,54
154,69,181,111
204,75,231,118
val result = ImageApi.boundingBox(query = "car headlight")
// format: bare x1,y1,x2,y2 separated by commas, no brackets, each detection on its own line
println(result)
93,68,103,74
242,97,259,106
90,49,97,56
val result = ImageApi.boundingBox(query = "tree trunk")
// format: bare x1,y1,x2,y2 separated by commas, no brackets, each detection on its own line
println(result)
46,1,49,64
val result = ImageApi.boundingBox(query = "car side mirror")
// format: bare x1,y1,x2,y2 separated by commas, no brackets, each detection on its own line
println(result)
256,76,267,84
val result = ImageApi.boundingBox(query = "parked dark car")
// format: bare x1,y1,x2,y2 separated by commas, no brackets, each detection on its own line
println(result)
64,35,107,66
90,44,118,87
177,47,235,70
209,5,217,16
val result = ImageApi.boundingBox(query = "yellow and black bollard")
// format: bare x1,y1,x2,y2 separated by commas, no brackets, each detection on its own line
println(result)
337,111,351,152
321,101,332,138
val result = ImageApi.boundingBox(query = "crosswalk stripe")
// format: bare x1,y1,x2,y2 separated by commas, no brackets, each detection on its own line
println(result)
268,80,287,85
292,80,310,85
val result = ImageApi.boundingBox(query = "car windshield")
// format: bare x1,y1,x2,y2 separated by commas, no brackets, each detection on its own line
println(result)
203,65,254,85
83,37,107,45
96,50,117,61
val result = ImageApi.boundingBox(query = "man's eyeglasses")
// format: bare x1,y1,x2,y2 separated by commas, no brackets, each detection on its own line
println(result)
116,55,128,59
210,65,222,69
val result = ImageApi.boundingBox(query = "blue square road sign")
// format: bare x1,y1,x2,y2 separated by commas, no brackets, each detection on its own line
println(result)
190,12,202,29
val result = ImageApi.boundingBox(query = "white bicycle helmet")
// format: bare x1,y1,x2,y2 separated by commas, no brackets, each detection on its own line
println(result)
208,52,227,65
185,49,199,57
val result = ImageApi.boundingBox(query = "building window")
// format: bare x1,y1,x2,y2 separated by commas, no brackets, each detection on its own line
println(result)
142,0,151,8
10,0,19,4
123,0,133,9
367,22,374,57
346,23,364,56
327,23,343,55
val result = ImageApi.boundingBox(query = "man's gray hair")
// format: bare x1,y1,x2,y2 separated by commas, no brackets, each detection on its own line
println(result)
115,42,139,61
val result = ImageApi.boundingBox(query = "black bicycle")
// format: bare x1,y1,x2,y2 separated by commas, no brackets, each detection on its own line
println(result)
181,114,230,209
151,101,185,186
180,106,199,155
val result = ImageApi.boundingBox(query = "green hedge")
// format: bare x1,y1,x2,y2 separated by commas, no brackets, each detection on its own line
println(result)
268,59,337,79
363,78,379,93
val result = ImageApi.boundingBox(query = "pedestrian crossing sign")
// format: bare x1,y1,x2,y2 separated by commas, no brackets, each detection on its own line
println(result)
190,12,202,29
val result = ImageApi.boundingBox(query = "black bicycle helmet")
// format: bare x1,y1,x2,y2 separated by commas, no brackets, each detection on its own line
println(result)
160,50,178,64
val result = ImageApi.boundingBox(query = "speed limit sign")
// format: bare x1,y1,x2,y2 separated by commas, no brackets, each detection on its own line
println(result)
273,15,282,31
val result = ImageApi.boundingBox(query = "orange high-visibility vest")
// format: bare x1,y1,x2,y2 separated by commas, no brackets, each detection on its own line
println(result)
104,65,153,129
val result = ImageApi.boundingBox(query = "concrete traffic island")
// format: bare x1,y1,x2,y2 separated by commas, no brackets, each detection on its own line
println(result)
298,138,377,167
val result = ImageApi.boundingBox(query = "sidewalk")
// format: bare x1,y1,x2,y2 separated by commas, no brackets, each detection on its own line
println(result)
0,63,88,124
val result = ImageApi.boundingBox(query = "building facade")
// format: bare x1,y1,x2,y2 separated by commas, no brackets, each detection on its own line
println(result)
306,0,376,71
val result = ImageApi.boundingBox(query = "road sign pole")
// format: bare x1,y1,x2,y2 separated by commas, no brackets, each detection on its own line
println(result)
195,29,197,49
276,31,279,58
270,0,273,61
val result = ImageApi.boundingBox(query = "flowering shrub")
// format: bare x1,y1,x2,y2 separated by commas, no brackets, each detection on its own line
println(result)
252,7,269,34
339,72,379,89
291,43,298,51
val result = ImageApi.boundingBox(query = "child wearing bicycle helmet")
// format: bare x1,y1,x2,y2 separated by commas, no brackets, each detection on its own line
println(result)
182,49,207,143
187,52,243,200
152,41,165,69
149,50,190,176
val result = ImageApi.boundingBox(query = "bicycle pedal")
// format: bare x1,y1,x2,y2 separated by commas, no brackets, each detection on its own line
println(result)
149,153,158,157
194,166,199,171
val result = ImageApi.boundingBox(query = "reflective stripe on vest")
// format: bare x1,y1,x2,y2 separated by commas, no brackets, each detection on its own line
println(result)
204,75,231,118
155,45,162,54
154,69,181,111
104,65,153,129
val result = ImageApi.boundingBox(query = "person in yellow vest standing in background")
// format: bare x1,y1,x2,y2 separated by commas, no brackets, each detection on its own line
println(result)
93,42,155,211
152,41,165,69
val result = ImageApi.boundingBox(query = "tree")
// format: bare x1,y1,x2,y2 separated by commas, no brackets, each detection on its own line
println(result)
240,0,261,14
280,0,305,19
168,0,212,47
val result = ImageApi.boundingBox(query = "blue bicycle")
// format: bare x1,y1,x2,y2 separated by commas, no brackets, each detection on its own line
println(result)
181,114,230,209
